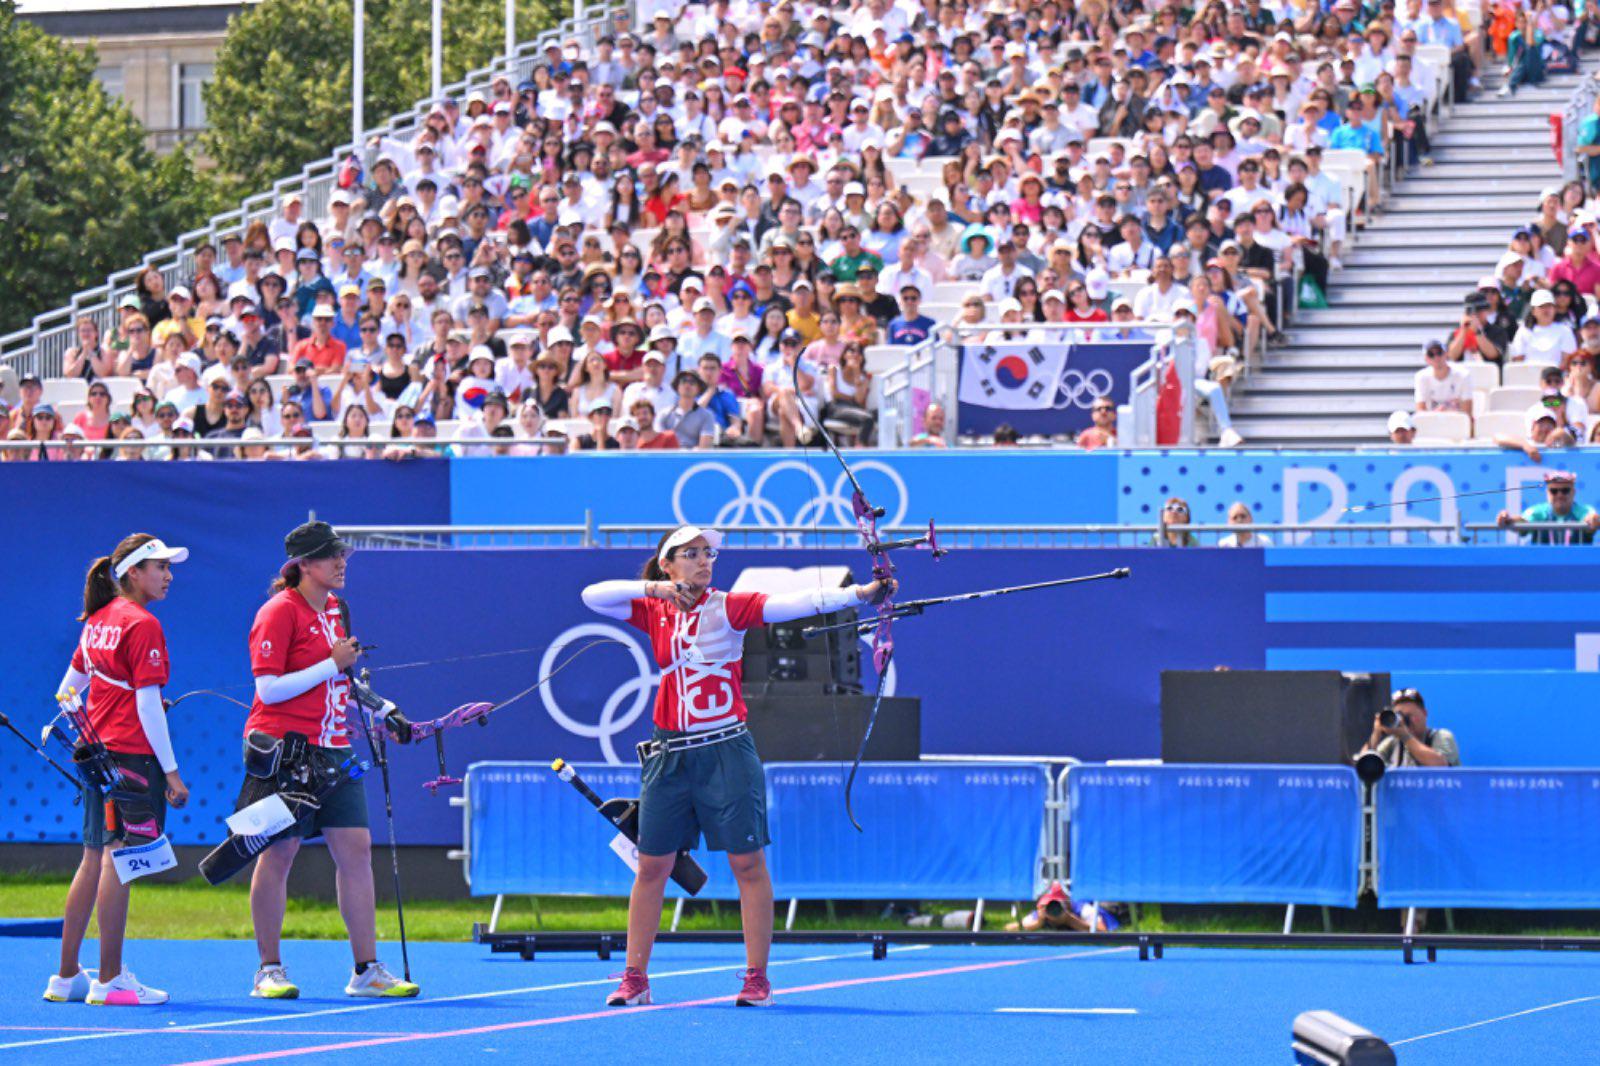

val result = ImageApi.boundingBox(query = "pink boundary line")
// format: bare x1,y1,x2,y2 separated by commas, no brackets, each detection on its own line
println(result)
176,947,1126,1066
0,1027,416,1038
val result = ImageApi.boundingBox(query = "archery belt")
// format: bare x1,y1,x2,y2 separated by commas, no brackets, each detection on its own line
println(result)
635,723,748,765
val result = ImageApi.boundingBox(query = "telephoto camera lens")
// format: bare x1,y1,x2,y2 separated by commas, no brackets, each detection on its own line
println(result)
1378,709,1399,729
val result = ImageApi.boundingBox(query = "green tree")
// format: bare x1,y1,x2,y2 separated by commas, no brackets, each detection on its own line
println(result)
0,1,223,335
202,0,559,187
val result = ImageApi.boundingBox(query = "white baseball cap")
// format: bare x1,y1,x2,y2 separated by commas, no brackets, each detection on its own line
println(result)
657,525,724,566
1387,411,1415,434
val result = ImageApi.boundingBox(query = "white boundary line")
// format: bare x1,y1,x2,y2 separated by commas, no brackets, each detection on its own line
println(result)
0,947,925,1053
995,1007,1137,1015
1391,995,1600,1047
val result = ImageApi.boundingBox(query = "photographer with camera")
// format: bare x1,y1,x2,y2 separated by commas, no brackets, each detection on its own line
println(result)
1445,289,1507,369
1356,688,1460,770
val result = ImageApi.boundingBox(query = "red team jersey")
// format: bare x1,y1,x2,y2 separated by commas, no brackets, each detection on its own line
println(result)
69,598,170,755
245,589,352,748
629,589,767,732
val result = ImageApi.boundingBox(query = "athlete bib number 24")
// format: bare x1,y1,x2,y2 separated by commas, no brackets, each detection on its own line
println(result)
111,835,178,885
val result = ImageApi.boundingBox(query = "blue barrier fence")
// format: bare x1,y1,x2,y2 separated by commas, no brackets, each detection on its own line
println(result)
465,761,1049,902
1375,769,1600,909
1068,765,1362,907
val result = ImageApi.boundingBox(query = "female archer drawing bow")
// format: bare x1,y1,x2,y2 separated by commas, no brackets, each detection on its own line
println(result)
580,524,895,1011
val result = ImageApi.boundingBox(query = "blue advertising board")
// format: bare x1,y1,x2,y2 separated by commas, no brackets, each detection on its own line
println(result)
1376,769,1600,908
1069,764,1362,906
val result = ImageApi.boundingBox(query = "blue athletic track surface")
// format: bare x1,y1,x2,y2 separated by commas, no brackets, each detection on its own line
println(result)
0,937,1596,1064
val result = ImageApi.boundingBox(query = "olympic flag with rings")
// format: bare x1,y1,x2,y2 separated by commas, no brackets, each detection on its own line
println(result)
955,340,1156,437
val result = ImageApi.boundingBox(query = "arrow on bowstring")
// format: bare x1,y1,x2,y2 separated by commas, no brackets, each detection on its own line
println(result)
800,569,1132,636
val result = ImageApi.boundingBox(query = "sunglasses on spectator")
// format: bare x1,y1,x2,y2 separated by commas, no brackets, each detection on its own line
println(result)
210,382,228,391
1164,504,1189,514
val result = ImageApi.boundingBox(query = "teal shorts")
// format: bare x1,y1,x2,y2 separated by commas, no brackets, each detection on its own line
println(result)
637,728,769,856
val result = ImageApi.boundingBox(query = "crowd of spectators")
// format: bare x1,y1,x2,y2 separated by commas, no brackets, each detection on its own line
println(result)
6,0,1509,460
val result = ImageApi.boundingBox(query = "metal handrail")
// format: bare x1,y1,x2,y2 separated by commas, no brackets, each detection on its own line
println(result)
1562,72,1600,183
0,0,628,378
1462,521,1600,545
0,434,565,451
326,520,1479,551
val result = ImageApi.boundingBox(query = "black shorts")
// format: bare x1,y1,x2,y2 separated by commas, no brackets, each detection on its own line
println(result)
81,753,166,849
232,744,369,841
637,728,769,856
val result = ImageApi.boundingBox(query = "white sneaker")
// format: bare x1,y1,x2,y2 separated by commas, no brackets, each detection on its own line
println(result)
344,961,419,998
1218,428,1245,448
251,964,300,999
42,968,95,1002
1497,85,1512,97
86,970,168,1006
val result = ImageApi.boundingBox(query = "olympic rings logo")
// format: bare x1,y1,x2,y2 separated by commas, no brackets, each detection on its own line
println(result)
540,623,658,764
672,460,911,531
1053,369,1114,410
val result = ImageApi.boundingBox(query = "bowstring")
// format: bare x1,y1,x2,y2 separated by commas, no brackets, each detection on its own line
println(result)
794,388,857,810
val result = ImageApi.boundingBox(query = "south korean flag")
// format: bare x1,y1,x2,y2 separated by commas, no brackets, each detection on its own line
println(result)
958,343,1071,411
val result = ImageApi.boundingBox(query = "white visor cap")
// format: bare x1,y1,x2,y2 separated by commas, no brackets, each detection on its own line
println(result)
114,538,190,580
657,525,724,567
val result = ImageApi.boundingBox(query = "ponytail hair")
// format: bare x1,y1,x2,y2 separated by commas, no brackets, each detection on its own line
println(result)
639,529,676,581
271,561,304,595
81,533,158,620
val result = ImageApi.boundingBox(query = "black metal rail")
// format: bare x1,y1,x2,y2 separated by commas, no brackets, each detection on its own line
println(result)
471,924,1600,965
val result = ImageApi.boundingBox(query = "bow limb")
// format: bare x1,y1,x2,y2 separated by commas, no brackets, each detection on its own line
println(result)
843,647,892,833
793,387,897,831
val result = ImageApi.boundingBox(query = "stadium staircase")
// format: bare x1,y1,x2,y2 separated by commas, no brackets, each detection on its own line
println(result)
1230,67,1589,447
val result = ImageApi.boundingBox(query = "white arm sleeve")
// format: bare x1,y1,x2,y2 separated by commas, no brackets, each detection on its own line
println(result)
254,658,340,704
57,665,91,701
135,685,177,774
582,580,650,620
762,586,863,623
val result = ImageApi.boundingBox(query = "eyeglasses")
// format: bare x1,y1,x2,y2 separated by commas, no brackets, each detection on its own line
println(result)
1549,486,1574,495
674,547,719,561
127,326,148,334
1164,504,1189,514
210,382,228,391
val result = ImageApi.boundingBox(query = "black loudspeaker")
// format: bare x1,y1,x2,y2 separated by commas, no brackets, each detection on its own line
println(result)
1161,670,1388,765
742,684,920,761
743,612,861,691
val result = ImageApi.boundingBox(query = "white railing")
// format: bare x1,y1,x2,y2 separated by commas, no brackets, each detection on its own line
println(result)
1563,72,1600,183
0,0,630,379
